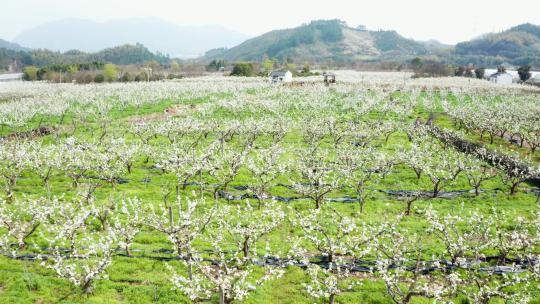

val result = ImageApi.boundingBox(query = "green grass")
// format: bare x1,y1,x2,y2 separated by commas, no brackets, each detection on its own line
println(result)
0,85,538,303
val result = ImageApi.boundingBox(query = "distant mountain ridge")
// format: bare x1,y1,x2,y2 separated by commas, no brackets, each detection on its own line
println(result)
0,38,28,52
13,18,250,58
3,19,540,68
203,20,431,63
455,23,540,67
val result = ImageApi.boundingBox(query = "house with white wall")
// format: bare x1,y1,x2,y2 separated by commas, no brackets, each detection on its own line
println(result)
0,73,23,82
489,71,513,84
483,68,540,82
268,70,292,83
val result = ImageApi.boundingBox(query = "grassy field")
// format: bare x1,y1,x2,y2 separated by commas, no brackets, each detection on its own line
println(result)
0,74,539,303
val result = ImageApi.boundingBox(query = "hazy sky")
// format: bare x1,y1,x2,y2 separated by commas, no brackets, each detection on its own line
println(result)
2,0,540,44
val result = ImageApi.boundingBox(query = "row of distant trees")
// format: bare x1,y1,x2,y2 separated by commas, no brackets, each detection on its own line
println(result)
208,56,321,77
228,62,319,77
1,44,176,75
410,57,534,81
22,60,194,83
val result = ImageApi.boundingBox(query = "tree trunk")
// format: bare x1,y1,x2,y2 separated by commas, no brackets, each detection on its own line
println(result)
414,168,422,180
406,200,412,216
213,187,221,201
82,280,93,294
329,293,336,304
219,287,225,304
357,188,365,213
243,236,250,258
187,252,193,280
99,212,109,231
5,175,16,202
433,180,441,197
168,206,173,226
510,182,519,195
18,240,26,250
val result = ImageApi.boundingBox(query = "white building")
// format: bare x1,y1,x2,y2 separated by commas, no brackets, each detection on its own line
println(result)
0,73,23,82
489,71,513,84
268,70,292,83
526,73,540,86
483,69,540,82
529,71,540,79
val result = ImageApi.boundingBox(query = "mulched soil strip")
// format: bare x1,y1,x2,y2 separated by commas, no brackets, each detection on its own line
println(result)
6,251,534,274
180,182,519,199
82,175,129,184
425,121,539,180
0,127,56,141
217,189,474,202
218,191,304,202
381,189,471,199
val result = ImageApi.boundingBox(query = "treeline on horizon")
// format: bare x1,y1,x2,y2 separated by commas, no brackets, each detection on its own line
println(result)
21,61,192,84
0,43,172,71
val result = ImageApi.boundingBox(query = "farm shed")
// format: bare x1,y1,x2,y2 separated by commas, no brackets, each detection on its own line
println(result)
268,70,292,83
323,72,336,85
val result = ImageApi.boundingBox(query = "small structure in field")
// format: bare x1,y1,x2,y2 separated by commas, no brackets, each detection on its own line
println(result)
268,70,292,83
0,73,23,82
323,72,336,86
489,67,513,85
489,71,513,84
526,74,540,86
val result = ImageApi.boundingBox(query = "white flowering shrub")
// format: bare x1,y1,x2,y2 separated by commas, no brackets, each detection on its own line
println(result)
220,200,285,258
167,228,284,304
41,230,117,294
0,197,54,251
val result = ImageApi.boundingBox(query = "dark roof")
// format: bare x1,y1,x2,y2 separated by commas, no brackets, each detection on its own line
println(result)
490,72,512,78
269,70,290,77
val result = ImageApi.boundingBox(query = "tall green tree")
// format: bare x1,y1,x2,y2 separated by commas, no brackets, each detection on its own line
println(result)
411,57,423,71
103,64,118,82
23,66,39,81
170,60,181,73
262,58,274,73
230,63,254,77
518,65,532,81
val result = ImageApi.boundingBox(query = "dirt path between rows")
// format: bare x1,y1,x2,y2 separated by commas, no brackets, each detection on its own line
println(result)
0,126,58,141
127,104,198,124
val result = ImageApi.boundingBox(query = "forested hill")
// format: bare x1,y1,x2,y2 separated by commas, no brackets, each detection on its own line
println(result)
29,44,171,66
0,43,172,71
455,23,540,67
3,21,540,70
203,20,540,68
0,39,28,52
202,20,430,63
